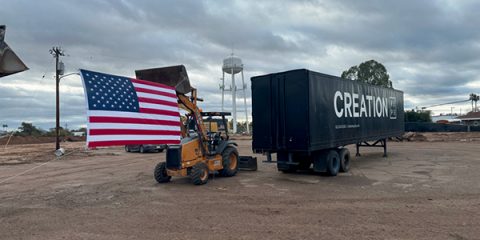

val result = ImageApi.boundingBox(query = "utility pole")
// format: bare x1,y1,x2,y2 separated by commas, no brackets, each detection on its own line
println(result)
50,47,65,150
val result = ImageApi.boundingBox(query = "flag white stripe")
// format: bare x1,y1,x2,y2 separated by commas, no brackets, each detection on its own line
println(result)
137,92,177,102
88,110,179,121
89,123,181,131
133,82,176,94
139,102,179,112
89,135,180,142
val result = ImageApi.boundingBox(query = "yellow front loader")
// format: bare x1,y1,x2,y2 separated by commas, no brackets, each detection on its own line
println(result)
135,65,256,185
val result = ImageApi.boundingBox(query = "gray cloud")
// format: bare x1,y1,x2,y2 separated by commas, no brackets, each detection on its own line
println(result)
1,0,480,130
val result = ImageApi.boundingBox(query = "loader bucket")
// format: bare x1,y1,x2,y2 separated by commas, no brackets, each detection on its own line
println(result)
135,65,192,94
238,156,258,171
0,25,28,78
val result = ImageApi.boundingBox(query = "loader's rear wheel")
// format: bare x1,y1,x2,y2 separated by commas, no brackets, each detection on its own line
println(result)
339,148,351,173
191,162,209,185
220,146,238,177
154,162,171,183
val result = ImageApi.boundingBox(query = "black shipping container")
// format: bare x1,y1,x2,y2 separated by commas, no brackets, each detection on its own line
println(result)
251,69,404,175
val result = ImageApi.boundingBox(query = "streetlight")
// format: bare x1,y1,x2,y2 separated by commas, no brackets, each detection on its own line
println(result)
59,72,80,80
54,71,80,156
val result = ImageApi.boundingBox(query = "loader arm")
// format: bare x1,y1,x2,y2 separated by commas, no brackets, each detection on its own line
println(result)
177,89,209,156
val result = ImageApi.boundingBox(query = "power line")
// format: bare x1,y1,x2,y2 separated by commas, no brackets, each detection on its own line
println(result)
422,99,470,109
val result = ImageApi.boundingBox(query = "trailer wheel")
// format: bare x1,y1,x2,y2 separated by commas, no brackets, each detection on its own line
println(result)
326,150,340,176
339,148,351,173
220,146,239,177
153,162,171,183
191,162,209,185
125,145,130,152
140,145,145,153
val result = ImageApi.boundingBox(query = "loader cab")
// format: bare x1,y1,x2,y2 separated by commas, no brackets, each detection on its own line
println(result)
185,112,231,154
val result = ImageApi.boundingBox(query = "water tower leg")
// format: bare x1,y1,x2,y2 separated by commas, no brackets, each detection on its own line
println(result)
231,68,237,134
221,71,225,112
241,70,250,134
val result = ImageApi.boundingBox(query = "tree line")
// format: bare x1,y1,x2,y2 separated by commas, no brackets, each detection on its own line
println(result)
342,60,431,123
14,122,86,137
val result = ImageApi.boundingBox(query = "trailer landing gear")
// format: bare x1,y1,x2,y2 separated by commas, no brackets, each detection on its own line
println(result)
356,138,388,158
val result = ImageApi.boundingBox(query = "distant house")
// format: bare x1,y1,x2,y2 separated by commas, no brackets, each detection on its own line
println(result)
456,111,480,126
432,115,461,124
72,131,86,137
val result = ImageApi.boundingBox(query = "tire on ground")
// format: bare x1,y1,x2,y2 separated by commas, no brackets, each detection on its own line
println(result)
153,162,171,183
326,150,340,176
190,162,209,185
140,145,145,153
125,145,130,152
339,148,351,173
220,146,239,177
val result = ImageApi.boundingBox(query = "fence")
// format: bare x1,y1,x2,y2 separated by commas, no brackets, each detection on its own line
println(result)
405,122,480,132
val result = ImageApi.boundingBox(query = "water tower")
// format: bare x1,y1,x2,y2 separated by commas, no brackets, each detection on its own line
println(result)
221,54,249,134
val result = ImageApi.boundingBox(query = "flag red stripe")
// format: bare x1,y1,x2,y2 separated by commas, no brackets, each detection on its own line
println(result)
88,139,180,148
131,78,176,90
135,87,177,98
89,129,181,136
89,116,180,126
138,97,178,107
139,108,180,116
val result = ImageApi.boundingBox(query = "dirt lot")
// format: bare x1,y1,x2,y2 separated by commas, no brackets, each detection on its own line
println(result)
1,139,480,240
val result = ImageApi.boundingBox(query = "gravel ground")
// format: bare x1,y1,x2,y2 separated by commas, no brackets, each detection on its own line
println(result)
1,140,479,240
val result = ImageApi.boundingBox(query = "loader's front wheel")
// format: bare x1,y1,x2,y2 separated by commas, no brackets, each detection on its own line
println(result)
220,146,239,177
191,162,209,185
154,162,171,183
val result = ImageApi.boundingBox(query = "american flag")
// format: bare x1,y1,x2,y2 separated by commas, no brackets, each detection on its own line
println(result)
80,69,181,148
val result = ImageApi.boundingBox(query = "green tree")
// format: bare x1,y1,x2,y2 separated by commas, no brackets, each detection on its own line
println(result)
236,121,253,135
17,122,43,136
45,126,72,137
341,59,393,88
404,110,432,122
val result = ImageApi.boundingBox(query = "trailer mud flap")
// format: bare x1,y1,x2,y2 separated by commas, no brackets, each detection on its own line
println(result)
313,151,327,172
238,156,257,171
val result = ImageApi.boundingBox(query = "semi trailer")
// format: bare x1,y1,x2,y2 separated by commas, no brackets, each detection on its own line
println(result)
251,69,404,176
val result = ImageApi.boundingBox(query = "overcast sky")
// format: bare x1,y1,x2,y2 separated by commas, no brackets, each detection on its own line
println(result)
1,0,479,130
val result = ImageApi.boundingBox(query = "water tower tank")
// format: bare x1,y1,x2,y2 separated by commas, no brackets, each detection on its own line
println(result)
222,55,243,74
